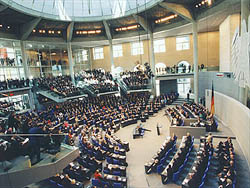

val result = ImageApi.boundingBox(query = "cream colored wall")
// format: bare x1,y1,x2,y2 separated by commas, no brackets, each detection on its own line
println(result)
91,31,220,71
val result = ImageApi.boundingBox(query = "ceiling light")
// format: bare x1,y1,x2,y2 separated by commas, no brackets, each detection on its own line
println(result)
88,30,95,34
7,26,10,29
57,31,61,34
33,29,36,32
0,25,3,28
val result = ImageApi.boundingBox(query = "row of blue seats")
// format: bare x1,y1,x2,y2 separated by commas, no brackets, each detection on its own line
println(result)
156,142,177,174
198,155,212,188
172,138,194,182
92,178,124,188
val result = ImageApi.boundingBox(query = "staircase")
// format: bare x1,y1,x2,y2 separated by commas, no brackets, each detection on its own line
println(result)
82,85,96,97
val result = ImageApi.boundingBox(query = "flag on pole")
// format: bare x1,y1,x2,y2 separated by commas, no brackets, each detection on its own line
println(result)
211,81,215,114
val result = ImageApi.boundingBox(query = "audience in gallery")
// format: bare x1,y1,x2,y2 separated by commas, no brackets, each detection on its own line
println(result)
0,57,21,66
121,71,150,90
75,69,118,93
34,75,81,97
0,78,30,91
155,63,205,75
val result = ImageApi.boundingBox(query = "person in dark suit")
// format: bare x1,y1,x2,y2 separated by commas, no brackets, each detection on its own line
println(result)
28,125,45,164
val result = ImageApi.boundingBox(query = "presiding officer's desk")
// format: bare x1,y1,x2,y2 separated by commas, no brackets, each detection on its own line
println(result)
169,126,206,139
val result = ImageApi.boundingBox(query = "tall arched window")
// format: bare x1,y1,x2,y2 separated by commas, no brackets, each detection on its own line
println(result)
155,62,166,75
177,61,190,73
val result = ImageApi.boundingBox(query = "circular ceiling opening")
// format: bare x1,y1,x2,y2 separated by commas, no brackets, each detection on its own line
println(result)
2,0,160,21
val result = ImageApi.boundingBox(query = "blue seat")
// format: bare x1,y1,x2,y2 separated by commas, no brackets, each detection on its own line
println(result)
202,173,206,182
157,164,164,174
113,170,121,176
113,182,123,188
113,159,120,165
103,169,109,174
179,164,184,172
57,183,64,188
92,178,101,187
199,181,204,188
172,171,179,182
106,157,113,164
160,157,167,164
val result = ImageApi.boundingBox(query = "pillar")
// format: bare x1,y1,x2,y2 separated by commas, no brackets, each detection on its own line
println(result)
192,22,199,103
150,33,156,95
67,42,75,84
20,41,30,79
109,40,115,73
241,0,250,30
88,48,92,70
20,41,35,109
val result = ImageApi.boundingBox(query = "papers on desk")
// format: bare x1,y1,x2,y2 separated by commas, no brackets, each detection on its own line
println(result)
107,175,114,180
183,178,189,184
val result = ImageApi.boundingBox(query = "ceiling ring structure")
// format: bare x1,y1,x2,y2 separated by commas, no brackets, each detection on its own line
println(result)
0,0,163,22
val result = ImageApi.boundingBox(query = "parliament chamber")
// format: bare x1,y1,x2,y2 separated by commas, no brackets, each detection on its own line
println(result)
0,0,249,188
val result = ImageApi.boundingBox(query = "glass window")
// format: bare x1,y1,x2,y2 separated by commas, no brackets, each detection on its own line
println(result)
82,50,88,61
93,47,104,60
154,39,166,53
113,44,123,58
176,36,190,51
131,41,143,55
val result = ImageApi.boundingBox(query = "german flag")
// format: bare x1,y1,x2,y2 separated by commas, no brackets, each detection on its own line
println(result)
211,82,215,114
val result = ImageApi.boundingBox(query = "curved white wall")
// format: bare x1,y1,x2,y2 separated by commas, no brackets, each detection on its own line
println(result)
205,90,250,169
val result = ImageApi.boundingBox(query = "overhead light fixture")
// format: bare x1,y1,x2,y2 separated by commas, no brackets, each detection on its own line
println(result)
33,29,36,32
7,26,10,29
57,31,61,34
155,14,178,24
0,25,3,28
115,25,140,32
76,30,102,35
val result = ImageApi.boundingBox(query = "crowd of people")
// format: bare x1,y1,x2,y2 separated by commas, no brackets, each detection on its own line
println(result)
161,133,194,184
75,69,118,94
35,75,81,97
217,137,236,188
183,136,213,187
155,64,206,75
0,78,30,91
144,134,177,174
121,71,150,90
0,92,177,165
166,102,218,132
0,57,21,66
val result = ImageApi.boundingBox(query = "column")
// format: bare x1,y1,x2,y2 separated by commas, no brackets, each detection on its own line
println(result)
149,33,156,95
109,40,115,73
67,42,75,84
88,48,92,70
20,41,35,109
241,0,250,30
20,41,29,79
192,22,199,103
